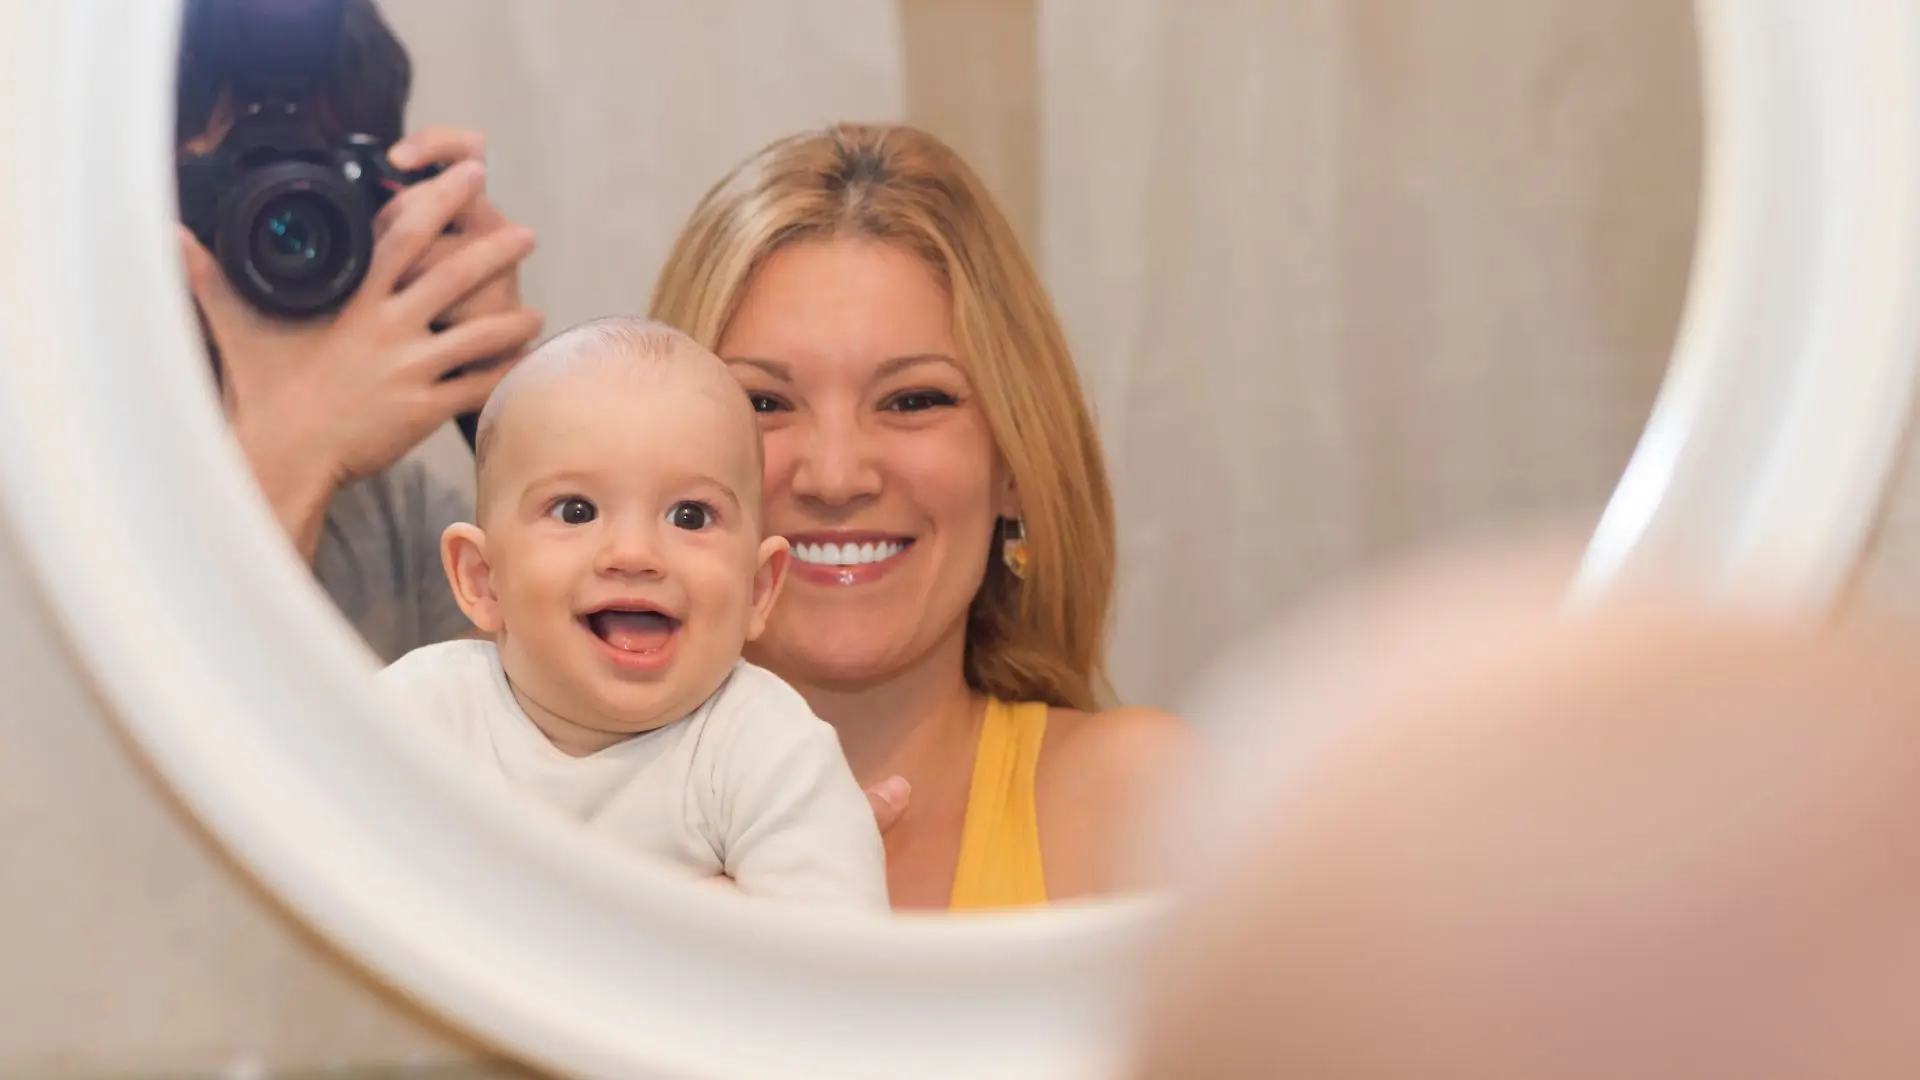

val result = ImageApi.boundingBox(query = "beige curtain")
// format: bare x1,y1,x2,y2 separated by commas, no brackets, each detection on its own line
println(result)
393,0,1705,710
384,0,910,333
1040,1,1701,706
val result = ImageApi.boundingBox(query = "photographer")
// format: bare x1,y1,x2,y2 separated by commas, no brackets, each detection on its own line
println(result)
174,0,542,660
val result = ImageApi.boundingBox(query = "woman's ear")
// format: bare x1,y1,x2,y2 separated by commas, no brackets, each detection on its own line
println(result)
746,535,791,642
996,473,1023,522
441,522,505,634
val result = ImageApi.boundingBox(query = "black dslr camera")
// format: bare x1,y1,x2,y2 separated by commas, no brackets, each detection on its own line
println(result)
176,0,438,318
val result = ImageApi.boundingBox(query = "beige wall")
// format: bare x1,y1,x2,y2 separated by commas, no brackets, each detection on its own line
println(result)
2,2,1707,1075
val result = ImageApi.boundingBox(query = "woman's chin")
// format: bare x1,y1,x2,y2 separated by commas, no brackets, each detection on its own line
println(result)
758,641,894,684
750,625,936,690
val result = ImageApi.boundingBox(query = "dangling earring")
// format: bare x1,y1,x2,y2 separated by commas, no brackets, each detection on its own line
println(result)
1001,517,1029,580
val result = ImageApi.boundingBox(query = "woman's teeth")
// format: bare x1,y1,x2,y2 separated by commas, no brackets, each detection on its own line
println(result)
791,540,906,567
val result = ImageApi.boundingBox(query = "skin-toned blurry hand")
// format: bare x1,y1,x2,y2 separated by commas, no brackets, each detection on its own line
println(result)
1134,535,1920,1080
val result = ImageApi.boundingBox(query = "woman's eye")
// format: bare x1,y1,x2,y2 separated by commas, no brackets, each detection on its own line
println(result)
747,392,789,414
550,497,596,525
669,502,713,531
886,389,958,413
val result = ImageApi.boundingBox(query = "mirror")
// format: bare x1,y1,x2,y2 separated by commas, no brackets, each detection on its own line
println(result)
7,0,1920,1076
165,0,1709,919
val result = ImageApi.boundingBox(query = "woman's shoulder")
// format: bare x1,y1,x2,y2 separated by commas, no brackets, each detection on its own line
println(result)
1038,703,1198,814
1030,702,1200,899
1039,702,1193,768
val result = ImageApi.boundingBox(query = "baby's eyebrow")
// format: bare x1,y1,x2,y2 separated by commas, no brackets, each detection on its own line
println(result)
698,480,744,511
517,469,595,496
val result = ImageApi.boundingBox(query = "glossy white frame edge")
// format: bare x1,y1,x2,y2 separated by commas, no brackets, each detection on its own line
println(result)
0,1,1914,1078
1573,1,1920,613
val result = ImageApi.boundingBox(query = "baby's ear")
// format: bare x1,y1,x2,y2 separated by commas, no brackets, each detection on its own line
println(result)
441,522,505,634
746,535,790,642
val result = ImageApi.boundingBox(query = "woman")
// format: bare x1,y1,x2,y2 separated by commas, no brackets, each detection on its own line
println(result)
652,123,1193,910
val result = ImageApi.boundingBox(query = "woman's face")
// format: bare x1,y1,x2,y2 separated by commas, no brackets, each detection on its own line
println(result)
718,237,1012,690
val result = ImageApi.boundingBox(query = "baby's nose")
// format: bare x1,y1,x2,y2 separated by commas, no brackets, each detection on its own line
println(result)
593,521,664,576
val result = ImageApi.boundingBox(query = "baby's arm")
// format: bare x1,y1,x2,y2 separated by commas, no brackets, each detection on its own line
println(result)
705,678,890,912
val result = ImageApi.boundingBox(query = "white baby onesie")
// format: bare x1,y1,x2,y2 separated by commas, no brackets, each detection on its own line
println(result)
377,639,888,911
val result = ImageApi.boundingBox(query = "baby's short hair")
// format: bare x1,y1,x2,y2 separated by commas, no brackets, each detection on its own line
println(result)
471,316,764,519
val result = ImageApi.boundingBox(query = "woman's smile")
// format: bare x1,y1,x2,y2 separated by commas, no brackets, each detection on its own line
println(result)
784,532,916,585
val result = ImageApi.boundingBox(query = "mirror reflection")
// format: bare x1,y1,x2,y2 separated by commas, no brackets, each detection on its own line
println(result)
169,0,1699,915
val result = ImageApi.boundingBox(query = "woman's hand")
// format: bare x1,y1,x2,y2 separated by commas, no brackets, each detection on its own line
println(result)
182,131,541,562
865,775,912,834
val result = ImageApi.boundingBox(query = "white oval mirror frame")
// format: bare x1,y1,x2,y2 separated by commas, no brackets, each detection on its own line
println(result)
1574,0,1920,613
3,2,1919,1078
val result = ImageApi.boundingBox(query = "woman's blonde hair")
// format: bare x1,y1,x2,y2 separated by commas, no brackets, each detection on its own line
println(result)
650,123,1115,711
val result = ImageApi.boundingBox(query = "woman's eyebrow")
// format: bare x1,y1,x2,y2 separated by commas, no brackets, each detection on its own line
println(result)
724,353,962,382
723,356,790,380
875,354,959,379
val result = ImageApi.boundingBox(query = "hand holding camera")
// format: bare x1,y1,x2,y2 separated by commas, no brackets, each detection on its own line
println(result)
181,131,542,558
173,0,541,561
380,128,531,342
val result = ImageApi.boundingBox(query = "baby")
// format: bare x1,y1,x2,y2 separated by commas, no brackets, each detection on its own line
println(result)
377,317,888,910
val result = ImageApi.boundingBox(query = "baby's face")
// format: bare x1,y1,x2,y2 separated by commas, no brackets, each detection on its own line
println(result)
477,361,776,739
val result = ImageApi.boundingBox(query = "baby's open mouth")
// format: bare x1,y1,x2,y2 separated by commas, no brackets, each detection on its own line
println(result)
583,606,680,654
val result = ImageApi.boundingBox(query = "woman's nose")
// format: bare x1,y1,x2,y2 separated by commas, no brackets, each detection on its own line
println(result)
790,414,882,507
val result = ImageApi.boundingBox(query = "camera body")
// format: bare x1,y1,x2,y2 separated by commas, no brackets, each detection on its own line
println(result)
177,107,439,319
175,0,438,319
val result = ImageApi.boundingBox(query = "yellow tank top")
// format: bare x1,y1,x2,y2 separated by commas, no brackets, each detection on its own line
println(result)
948,698,1050,910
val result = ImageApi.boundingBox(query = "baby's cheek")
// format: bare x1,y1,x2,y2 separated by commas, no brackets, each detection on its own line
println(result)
690,556,760,624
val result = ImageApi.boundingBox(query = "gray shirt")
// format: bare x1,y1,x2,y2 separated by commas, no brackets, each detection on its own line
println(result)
315,428,477,663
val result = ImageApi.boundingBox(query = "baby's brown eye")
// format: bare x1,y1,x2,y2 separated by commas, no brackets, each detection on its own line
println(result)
669,502,712,531
551,497,596,525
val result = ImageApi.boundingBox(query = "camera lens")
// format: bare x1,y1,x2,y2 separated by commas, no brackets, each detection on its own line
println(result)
214,159,376,318
248,192,340,284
